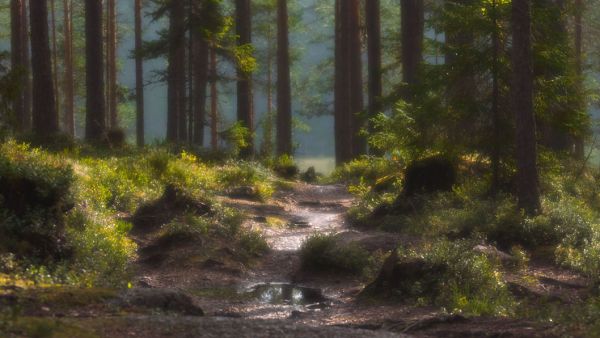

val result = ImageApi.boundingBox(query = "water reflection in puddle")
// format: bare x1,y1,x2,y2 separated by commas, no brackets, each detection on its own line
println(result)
247,283,328,306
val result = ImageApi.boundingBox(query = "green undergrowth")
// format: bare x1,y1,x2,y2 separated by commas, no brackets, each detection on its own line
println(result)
300,234,386,279
0,140,277,288
391,239,515,316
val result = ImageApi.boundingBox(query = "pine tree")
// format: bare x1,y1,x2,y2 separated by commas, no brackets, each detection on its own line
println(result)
235,0,254,158
84,0,106,141
135,0,145,146
276,0,292,156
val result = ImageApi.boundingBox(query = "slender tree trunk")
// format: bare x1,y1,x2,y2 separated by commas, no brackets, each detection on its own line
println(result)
210,44,218,150
235,0,254,158
167,0,185,142
50,0,60,119
63,0,74,136
188,22,194,143
347,0,365,157
22,0,31,130
574,0,585,159
10,0,25,131
276,0,292,156
135,0,144,146
491,0,501,194
512,0,541,215
30,0,59,136
85,0,106,142
193,26,209,146
366,0,382,155
334,0,351,164
401,0,424,88
107,0,118,129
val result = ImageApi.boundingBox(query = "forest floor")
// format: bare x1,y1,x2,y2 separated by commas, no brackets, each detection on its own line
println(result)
1,183,591,337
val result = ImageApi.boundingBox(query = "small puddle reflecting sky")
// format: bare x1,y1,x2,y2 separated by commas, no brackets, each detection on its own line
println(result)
248,283,327,306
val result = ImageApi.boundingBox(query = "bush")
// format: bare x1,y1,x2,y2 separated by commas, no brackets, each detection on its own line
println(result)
368,240,514,316
331,156,400,188
300,234,372,275
271,155,299,179
0,141,74,260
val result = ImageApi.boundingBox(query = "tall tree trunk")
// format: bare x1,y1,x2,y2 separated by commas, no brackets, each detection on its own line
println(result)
30,0,59,136
107,0,118,129
512,0,541,215
135,0,144,146
210,44,218,150
366,0,382,155
50,0,60,119
63,0,74,136
10,0,25,131
193,27,209,146
401,0,424,88
574,0,585,159
347,0,365,157
334,0,351,164
276,0,292,156
22,0,31,130
85,0,106,142
235,0,254,158
167,0,185,142
490,0,501,194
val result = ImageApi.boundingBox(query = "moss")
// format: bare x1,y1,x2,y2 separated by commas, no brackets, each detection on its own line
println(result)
2,317,98,338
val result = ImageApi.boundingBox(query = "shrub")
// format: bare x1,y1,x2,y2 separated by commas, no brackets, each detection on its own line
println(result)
331,156,400,187
271,155,299,179
300,234,371,275
0,141,74,260
372,240,514,316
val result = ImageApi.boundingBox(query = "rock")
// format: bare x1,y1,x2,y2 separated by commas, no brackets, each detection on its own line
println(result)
228,186,258,200
473,245,516,266
119,288,204,316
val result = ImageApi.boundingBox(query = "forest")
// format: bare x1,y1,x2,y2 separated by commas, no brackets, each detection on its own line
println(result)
1,0,600,337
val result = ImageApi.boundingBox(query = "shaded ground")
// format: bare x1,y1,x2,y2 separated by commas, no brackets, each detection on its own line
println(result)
1,183,592,337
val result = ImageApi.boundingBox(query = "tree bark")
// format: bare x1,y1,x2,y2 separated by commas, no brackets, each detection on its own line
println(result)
192,25,209,146
63,0,74,136
167,0,186,142
574,0,585,159
85,0,106,142
235,0,254,158
366,0,382,155
22,0,31,130
401,0,424,88
107,0,118,129
512,0,541,215
210,44,218,150
276,0,292,156
347,0,365,157
50,0,59,118
334,0,350,164
135,0,144,146
10,0,25,131
30,0,59,136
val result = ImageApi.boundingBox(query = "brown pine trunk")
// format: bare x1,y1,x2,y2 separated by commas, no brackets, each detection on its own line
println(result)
334,0,351,165
50,0,60,118
167,0,185,142
574,0,585,159
22,0,31,130
512,0,541,215
107,0,118,129
235,0,254,158
85,0,106,142
210,45,218,150
10,0,25,131
348,0,365,157
366,0,382,155
63,0,74,137
193,27,209,146
401,0,424,88
135,0,144,146
276,0,292,156
491,0,501,194
30,0,59,136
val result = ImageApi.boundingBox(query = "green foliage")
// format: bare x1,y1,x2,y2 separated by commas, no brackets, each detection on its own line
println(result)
331,156,401,187
0,141,74,259
223,122,253,157
270,154,299,179
394,240,514,316
300,234,372,276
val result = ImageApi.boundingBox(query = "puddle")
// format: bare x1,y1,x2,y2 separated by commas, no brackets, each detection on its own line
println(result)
246,283,328,306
